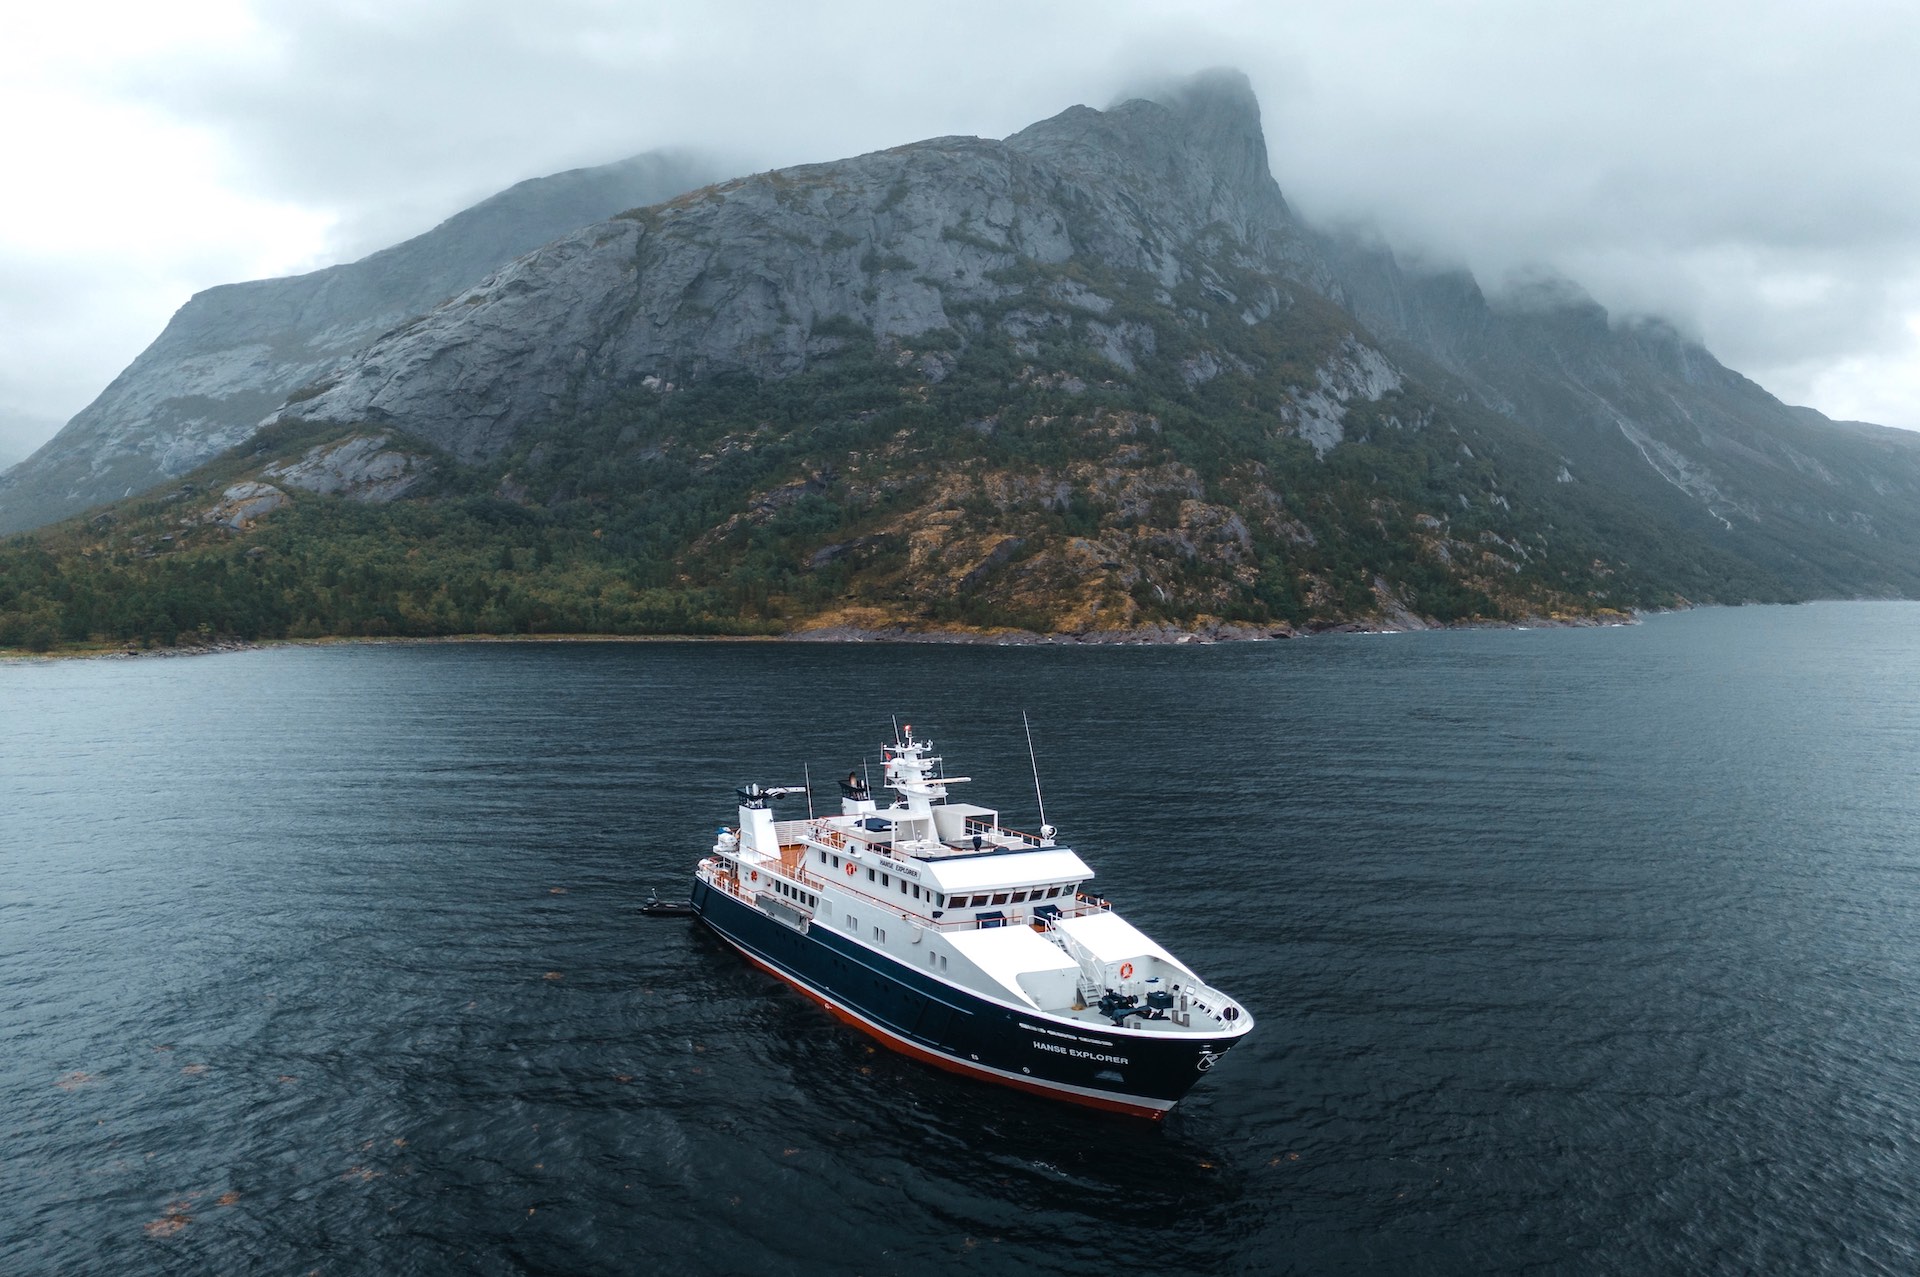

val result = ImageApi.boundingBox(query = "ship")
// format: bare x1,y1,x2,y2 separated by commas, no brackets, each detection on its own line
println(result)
689,724,1254,1118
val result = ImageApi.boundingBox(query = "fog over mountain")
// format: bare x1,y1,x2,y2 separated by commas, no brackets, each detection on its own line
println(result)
5,0,1917,470
6,68,1920,653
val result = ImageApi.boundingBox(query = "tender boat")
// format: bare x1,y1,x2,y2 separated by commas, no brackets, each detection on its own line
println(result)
690,723,1253,1118
641,890,697,918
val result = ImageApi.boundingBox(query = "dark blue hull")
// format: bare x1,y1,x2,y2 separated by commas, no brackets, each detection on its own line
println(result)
691,877,1233,1116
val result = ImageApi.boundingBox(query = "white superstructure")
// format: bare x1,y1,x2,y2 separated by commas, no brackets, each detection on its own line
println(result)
698,725,1253,1040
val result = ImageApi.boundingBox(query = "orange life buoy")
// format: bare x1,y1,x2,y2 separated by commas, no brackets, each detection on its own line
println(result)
845,862,857,876
1119,962,1135,980
750,870,758,882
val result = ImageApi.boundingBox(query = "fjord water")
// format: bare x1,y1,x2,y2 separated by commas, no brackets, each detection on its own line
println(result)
6,606,1920,1275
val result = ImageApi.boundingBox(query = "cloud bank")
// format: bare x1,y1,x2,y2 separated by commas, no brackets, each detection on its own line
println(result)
4,0,1916,455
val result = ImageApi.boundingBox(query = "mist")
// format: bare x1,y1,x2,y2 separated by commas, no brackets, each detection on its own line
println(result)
6,0,1917,451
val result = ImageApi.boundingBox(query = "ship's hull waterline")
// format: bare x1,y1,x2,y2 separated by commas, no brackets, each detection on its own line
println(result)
692,879,1234,1118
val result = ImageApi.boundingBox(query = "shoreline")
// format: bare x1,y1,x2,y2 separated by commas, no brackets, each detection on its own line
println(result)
2,609,1649,664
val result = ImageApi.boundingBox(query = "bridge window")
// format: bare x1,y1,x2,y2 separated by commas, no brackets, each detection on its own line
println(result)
1011,891,1028,903
990,893,1009,906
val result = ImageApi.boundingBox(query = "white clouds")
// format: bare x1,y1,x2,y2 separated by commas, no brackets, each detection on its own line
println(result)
3,0,1917,447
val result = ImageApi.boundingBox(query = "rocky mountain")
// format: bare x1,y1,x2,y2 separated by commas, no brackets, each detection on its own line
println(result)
273,73,1327,459
1314,236,1920,597
5,69,1920,649
0,150,720,534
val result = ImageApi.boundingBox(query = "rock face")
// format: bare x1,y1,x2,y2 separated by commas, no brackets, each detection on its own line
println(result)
274,70,1335,461
245,67,1920,607
12,67,1920,632
261,434,430,502
1314,234,1920,594
202,481,290,529
0,151,720,533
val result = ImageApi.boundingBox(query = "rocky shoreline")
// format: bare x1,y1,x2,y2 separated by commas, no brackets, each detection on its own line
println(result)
3,610,1649,663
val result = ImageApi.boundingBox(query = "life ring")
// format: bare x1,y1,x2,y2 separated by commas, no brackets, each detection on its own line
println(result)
750,870,758,883
1119,962,1135,980
845,862,857,876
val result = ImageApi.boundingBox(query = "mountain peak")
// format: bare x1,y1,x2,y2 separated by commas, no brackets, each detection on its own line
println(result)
1137,66,1263,135
1007,66,1288,234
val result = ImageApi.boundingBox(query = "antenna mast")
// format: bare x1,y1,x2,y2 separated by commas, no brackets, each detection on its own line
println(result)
803,762,815,820
1022,710,1050,834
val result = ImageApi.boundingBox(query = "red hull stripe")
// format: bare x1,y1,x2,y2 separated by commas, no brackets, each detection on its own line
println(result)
712,928,1175,1120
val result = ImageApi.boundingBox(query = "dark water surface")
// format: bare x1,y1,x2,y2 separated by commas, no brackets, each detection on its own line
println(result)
6,604,1920,1275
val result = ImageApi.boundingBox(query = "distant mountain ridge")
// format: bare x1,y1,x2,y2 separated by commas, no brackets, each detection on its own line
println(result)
5,69,1920,651
0,150,722,534
262,69,1920,607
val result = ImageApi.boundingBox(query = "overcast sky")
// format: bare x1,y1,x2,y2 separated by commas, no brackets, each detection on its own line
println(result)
5,0,1917,466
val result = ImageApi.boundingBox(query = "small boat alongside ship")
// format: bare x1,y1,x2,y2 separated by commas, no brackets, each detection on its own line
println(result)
641,890,697,917
689,723,1253,1118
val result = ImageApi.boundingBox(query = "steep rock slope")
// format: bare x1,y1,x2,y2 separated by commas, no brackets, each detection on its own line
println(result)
8,70,1920,651
274,72,1333,460
265,68,1920,615
1317,235,1920,596
0,150,720,533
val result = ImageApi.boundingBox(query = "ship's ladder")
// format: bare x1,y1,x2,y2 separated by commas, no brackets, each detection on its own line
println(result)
1043,922,1107,1005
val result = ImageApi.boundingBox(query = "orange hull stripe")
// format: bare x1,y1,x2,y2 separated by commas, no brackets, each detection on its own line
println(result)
714,930,1171,1121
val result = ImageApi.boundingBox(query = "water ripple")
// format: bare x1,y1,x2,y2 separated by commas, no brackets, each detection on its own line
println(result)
6,604,1920,1273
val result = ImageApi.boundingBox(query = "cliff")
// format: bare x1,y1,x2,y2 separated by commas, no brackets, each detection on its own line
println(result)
0,151,719,533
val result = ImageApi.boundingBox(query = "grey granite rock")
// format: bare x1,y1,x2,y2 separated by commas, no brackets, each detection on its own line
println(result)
261,434,429,502
0,151,720,532
201,481,289,529
274,70,1326,462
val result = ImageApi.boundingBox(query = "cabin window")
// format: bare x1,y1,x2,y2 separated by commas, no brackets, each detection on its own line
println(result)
866,868,875,882
939,955,948,971
881,873,890,888
873,927,886,944
911,885,921,899
818,851,827,864
933,893,945,907
847,914,858,929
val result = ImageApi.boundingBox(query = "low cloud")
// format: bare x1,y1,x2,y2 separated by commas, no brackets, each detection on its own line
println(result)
5,0,1917,448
